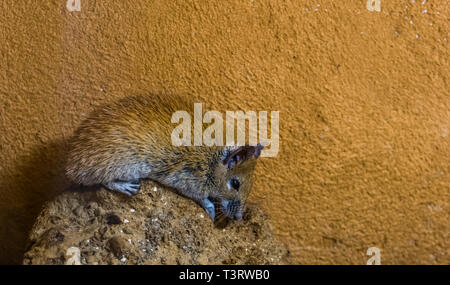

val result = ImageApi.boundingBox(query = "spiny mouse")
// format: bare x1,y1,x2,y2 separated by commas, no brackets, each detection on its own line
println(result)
66,94,263,221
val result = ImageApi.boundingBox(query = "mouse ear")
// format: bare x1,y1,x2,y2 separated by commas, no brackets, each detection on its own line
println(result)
222,143,264,169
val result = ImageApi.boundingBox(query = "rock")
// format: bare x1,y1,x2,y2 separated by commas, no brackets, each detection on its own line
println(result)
23,181,289,265
106,214,122,225
122,227,133,235
107,236,129,258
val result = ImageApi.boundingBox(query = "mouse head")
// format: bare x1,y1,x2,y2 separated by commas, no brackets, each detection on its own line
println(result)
211,143,264,220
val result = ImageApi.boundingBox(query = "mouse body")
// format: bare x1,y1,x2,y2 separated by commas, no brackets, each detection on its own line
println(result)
66,95,263,221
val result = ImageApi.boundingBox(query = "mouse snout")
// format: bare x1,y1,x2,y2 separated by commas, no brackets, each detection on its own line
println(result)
221,200,242,220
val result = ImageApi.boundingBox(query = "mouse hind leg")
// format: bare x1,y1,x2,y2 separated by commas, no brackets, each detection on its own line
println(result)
103,161,151,196
105,180,141,196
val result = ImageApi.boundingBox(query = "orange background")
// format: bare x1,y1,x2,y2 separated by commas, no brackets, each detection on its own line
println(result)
0,0,449,264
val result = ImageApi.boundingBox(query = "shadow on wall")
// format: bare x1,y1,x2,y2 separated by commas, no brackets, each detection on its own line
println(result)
0,139,70,264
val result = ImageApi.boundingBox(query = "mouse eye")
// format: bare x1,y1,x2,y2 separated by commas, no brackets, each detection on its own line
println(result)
228,178,240,191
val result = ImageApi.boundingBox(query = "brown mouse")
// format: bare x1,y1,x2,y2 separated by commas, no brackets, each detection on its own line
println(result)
66,94,263,221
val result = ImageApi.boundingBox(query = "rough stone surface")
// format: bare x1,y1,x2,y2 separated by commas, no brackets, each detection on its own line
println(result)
23,182,288,265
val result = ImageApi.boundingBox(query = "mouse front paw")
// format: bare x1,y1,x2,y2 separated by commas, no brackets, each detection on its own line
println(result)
201,198,215,221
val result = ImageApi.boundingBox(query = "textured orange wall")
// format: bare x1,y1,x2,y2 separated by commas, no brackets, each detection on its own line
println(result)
0,0,449,264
